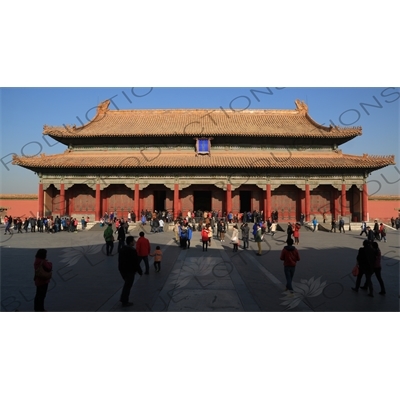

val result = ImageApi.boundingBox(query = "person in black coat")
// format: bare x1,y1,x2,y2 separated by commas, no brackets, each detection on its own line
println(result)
118,236,143,307
117,224,126,253
352,240,376,297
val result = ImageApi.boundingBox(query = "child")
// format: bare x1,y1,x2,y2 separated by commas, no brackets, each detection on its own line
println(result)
150,246,162,272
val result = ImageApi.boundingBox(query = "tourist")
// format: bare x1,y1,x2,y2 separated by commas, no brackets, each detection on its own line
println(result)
330,218,336,233
293,222,301,245
218,219,226,242
150,245,162,273
390,217,395,228
23,217,29,233
270,221,277,237
240,222,249,249
136,231,151,274
103,223,115,256
141,214,146,226
360,242,385,295
373,220,380,241
379,223,387,243
186,224,193,249
266,218,272,233
287,222,293,242
339,217,345,233
207,224,213,247
231,224,239,252
312,217,318,232
367,226,375,242
37,217,43,232
4,216,12,235
117,223,126,253
252,221,259,241
17,218,23,233
81,216,86,230
322,212,326,223
255,224,263,256
118,236,142,307
159,218,164,232
300,213,305,226
179,223,188,249
30,217,36,232
360,221,367,236
33,248,53,312
352,240,375,297
173,220,180,243
201,226,209,252
280,238,300,293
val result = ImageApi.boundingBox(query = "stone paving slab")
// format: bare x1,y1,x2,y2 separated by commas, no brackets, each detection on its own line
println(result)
1,223,399,312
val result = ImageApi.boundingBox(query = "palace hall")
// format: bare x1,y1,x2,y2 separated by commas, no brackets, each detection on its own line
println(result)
12,99,395,222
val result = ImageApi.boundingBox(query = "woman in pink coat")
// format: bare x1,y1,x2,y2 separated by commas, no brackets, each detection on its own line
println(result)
34,249,53,312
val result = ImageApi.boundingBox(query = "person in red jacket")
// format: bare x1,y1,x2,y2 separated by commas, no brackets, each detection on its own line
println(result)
136,231,151,274
33,248,53,311
280,238,300,293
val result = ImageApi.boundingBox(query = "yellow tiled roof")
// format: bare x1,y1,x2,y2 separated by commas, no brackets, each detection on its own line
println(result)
12,151,395,170
43,100,362,139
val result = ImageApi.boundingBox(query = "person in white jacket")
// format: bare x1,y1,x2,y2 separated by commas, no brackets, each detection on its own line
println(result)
270,222,277,237
231,225,239,252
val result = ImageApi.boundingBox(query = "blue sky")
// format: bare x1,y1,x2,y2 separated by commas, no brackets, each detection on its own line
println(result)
1,87,399,195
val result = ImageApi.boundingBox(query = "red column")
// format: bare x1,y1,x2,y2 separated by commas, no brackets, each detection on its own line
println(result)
266,184,271,220
362,183,368,221
95,184,101,221
305,183,310,221
60,184,65,216
226,184,232,215
38,183,44,217
341,184,346,217
173,184,179,219
134,184,140,220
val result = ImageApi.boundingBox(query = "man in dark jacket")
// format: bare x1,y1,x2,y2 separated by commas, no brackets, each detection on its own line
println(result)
117,224,126,253
240,223,250,249
280,238,300,293
118,236,143,307
352,240,375,297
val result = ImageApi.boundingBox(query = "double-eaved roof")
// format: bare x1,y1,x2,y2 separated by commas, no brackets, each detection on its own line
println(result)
13,99,395,173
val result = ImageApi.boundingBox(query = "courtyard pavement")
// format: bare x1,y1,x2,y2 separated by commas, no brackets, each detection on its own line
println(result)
1,223,399,312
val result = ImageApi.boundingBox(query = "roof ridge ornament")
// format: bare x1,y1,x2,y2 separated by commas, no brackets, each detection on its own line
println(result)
295,99,308,113
96,99,110,116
